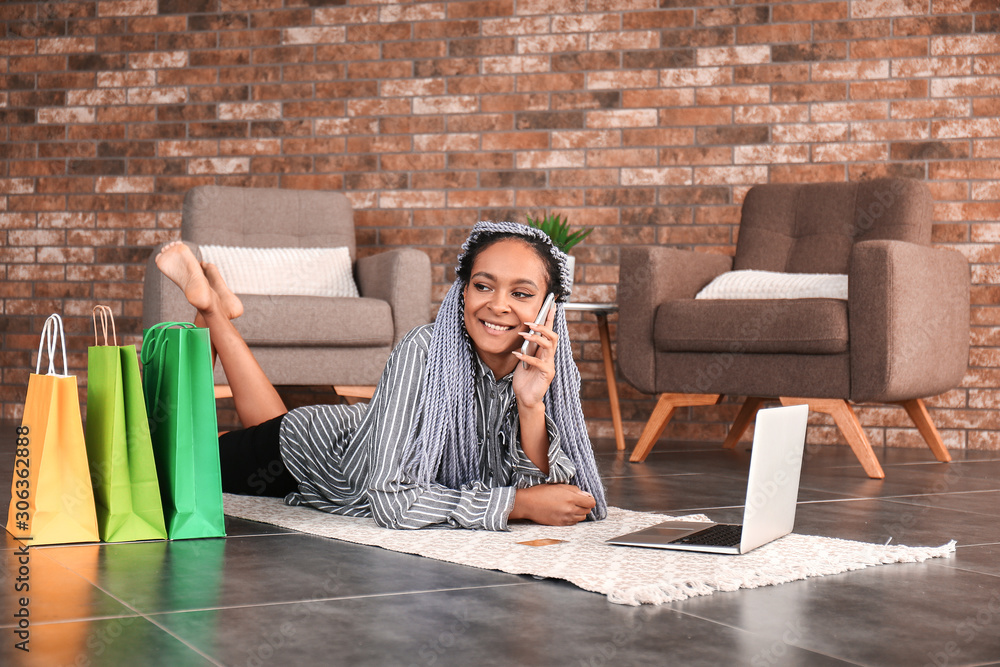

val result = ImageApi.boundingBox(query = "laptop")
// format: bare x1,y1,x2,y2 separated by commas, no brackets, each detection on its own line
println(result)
607,403,809,555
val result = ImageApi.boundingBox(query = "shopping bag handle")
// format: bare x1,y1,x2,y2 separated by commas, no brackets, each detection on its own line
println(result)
140,321,197,366
92,305,117,346
36,313,68,376
140,322,198,408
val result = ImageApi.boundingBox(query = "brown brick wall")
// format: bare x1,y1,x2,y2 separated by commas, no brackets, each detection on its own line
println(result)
1,1,999,450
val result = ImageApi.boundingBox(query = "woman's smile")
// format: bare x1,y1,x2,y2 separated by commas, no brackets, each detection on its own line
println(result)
481,319,515,333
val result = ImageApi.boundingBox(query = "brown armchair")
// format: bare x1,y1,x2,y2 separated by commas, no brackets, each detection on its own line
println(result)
143,185,431,398
617,179,969,478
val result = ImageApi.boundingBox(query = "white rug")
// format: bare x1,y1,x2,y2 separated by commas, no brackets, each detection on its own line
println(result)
223,494,955,606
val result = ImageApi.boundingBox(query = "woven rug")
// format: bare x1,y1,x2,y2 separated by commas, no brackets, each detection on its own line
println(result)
223,494,955,606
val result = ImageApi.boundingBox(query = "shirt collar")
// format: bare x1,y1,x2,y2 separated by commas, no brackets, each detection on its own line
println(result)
474,353,514,385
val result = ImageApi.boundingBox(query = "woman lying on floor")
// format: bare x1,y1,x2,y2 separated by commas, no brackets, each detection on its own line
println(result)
155,221,607,531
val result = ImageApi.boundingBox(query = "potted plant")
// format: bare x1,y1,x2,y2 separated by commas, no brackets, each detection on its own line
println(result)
526,213,592,296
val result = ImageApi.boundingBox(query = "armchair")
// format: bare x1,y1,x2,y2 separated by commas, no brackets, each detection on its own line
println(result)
617,179,969,478
143,186,431,398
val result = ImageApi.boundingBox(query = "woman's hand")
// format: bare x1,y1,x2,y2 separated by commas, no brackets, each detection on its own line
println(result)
511,303,557,410
509,484,596,526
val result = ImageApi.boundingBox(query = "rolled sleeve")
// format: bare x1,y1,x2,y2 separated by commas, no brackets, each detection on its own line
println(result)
369,478,516,531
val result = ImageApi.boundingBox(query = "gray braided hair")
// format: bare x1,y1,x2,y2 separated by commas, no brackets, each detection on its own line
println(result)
402,221,608,520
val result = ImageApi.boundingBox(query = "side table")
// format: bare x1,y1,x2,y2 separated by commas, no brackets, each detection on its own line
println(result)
563,302,625,451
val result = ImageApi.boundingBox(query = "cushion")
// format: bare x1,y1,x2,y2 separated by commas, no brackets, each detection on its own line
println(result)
655,298,849,355
233,295,393,347
654,350,851,399
696,270,848,300
199,245,360,298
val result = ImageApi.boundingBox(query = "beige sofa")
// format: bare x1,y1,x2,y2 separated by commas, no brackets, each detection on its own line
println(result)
617,179,970,478
143,185,431,391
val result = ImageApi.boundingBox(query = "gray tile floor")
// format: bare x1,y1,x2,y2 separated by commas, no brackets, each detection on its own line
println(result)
2,422,999,666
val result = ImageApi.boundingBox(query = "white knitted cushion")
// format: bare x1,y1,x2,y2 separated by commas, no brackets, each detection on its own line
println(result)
695,270,848,300
199,245,359,298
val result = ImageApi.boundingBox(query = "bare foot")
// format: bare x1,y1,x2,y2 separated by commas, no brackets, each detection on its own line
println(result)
155,241,217,314
202,262,243,320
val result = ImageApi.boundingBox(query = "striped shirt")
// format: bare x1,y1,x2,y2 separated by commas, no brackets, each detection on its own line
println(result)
278,324,577,531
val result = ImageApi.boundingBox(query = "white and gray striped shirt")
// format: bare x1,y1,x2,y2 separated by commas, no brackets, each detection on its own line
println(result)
278,324,577,530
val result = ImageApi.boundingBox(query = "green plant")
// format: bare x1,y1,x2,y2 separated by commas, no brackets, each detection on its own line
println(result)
526,212,593,253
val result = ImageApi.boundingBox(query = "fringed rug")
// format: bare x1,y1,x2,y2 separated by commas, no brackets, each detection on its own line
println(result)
223,494,955,606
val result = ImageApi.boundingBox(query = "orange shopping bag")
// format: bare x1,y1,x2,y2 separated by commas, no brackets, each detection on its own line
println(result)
6,314,100,545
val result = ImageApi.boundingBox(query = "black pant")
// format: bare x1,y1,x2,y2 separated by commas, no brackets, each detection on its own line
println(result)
218,413,298,497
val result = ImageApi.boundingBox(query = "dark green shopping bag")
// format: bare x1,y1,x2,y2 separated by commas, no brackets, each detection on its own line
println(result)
85,306,168,542
141,322,226,540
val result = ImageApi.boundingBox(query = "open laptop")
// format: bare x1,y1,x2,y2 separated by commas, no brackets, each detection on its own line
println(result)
607,403,809,555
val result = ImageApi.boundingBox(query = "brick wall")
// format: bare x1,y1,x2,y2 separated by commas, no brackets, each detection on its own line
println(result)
1,1,999,451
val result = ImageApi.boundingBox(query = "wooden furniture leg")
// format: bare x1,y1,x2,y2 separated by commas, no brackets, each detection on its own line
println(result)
595,311,626,451
722,396,767,449
216,384,376,405
895,398,952,463
630,393,721,462
335,385,376,405
779,397,885,479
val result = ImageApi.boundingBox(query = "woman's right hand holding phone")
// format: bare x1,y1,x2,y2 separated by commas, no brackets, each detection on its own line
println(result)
512,298,558,411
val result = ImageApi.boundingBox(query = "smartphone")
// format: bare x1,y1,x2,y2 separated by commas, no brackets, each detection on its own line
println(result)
520,292,556,369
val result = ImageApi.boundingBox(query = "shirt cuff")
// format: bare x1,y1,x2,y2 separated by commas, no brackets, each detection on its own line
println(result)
488,485,516,531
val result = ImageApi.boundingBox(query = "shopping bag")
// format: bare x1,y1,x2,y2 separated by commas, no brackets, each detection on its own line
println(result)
85,306,167,543
141,322,226,540
6,314,100,545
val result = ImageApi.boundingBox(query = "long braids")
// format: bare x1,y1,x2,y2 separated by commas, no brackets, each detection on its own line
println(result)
403,278,478,488
402,221,608,520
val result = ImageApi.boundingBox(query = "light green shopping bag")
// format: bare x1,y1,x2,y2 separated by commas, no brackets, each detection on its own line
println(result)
141,321,226,540
85,306,168,542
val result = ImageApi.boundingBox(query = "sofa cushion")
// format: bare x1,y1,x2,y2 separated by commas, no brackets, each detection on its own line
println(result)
654,298,848,355
200,245,360,298
696,270,848,300
232,295,393,347
654,350,851,398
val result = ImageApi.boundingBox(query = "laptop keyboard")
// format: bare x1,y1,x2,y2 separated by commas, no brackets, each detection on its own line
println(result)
674,523,743,547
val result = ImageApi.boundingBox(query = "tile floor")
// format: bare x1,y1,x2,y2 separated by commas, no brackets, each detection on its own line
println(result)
1,421,999,666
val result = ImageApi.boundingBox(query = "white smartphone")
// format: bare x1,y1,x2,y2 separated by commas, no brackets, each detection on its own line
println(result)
520,292,556,369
